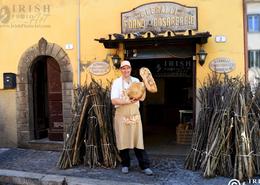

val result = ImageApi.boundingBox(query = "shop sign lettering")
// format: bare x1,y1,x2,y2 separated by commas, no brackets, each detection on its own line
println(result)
209,58,235,73
121,2,197,34
88,61,110,76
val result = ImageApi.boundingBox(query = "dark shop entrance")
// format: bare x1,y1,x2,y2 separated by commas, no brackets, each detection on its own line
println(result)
130,56,194,154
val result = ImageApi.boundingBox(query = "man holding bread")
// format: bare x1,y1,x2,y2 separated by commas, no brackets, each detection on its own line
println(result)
111,60,155,175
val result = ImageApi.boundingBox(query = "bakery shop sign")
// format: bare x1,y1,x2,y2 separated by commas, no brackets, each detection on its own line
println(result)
121,2,197,34
88,61,110,76
209,58,236,73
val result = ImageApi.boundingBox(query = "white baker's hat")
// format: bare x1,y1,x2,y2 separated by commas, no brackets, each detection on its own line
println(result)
120,60,131,68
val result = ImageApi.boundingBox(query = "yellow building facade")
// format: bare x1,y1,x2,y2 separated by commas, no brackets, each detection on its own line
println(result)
0,0,246,148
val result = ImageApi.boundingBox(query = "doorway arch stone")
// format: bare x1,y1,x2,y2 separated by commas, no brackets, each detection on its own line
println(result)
16,37,73,147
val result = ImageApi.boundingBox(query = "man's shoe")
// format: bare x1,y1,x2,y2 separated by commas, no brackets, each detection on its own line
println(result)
142,168,153,175
121,167,129,174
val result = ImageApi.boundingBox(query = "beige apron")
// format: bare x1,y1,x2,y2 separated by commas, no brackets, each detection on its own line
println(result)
113,79,144,150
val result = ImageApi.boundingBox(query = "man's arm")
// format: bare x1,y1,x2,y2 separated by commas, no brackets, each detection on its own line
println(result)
139,89,146,101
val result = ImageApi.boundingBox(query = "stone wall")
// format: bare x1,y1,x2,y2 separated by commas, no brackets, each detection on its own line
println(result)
0,89,17,147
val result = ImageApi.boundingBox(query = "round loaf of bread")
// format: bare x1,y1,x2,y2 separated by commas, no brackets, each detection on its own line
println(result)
127,82,145,100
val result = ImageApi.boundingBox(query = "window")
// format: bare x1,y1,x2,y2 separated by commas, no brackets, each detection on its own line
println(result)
248,50,260,68
248,14,260,32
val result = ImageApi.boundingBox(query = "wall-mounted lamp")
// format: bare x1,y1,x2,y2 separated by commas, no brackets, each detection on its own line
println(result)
111,54,121,69
197,47,207,66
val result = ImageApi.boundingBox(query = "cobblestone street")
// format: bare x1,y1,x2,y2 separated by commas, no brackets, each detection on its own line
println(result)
0,148,237,185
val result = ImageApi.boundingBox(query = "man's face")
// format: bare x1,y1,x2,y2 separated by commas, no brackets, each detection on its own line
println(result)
120,65,131,78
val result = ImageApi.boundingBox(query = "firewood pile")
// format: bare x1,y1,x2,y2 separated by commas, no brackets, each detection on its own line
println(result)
185,73,260,181
57,81,120,169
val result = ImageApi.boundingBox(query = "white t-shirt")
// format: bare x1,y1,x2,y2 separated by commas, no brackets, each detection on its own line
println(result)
111,76,140,107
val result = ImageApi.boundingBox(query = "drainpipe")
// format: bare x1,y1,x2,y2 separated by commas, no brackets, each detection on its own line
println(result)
243,0,248,82
77,0,81,86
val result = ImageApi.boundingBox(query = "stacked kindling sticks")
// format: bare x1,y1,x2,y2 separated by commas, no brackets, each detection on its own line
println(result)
185,73,260,181
57,81,120,169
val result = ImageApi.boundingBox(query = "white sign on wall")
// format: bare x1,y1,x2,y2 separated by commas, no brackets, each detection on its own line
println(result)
65,43,73,50
215,35,226,43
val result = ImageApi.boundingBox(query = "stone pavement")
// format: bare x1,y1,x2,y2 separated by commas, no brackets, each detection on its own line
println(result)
0,147,250,185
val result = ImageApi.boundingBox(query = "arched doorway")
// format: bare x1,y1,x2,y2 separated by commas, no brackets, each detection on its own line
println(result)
32,56,63,140
17,38,73,148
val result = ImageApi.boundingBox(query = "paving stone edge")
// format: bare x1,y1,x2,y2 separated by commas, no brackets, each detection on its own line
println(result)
0,169,148,185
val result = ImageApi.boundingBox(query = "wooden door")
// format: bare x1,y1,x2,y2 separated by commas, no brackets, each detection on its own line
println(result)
46,57,64,141
33,59,49,139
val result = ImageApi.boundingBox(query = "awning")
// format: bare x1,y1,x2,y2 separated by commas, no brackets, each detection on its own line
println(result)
95,31,211,49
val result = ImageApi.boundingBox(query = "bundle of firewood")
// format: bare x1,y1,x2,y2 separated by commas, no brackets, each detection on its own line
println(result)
57,80,120,169
185,73,260,181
